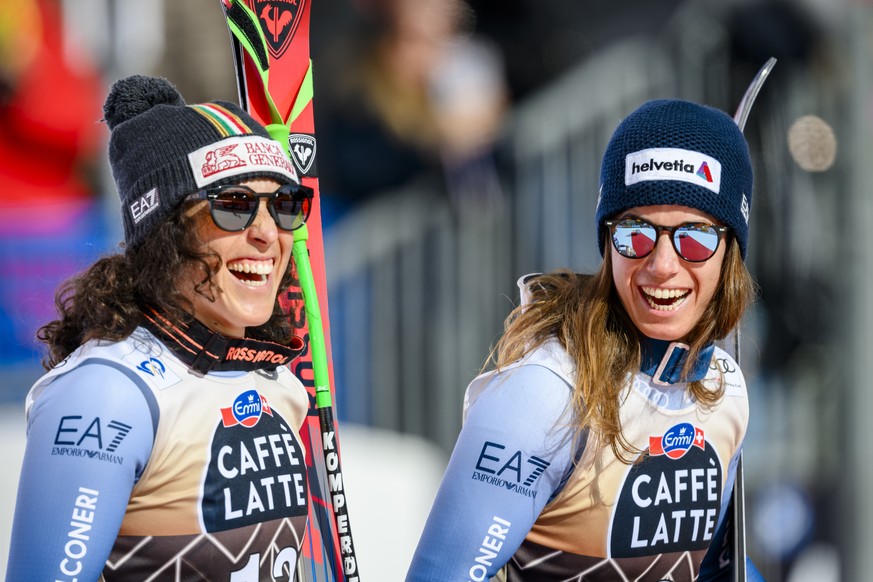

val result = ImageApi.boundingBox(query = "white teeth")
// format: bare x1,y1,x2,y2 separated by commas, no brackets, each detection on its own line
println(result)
642,286,687,299
240,278,269,288
228,260,274,275
645,295,688,311
227,260,273,288
641,287,689,311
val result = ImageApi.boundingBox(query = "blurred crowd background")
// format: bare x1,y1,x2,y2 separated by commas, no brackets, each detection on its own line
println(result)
1,0,871,580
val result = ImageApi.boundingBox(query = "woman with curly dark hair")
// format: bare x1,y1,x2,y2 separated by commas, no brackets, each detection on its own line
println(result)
408,99,765,581
7,75,316,580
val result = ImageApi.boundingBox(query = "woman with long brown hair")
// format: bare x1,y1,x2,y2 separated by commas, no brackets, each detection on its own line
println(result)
408,99,764,580
7,75,316,580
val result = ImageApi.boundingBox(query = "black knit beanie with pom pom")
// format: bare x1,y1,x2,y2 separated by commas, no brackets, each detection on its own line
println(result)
103,75,300,249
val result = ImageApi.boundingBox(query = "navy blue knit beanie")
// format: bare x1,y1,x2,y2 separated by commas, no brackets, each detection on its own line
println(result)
595,99,753,258
103,75,300,249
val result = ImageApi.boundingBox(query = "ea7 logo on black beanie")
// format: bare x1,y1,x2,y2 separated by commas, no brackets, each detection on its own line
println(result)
130,188,160,225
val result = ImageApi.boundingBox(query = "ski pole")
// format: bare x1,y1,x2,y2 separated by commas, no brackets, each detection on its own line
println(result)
220,1,361,579
729,56,777,582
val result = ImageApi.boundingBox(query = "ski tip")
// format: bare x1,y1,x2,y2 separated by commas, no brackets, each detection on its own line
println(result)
733,57,778,132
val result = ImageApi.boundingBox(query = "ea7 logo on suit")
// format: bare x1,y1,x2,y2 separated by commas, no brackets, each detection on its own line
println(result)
471,440,551,498
50,415,133,465
130,188,159,224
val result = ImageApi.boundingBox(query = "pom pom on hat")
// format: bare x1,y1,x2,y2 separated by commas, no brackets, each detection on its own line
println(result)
103,75,185,130
104,75,300,250
595,99,753,259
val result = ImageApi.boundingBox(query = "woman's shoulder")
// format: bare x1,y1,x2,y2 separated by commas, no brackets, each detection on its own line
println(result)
28,330,178,405
464,338,576,415
25,336,166,424
517,337,577,384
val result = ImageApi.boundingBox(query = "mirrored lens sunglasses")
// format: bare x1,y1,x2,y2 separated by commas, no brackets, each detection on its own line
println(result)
185,183,313,232
604,218,729,262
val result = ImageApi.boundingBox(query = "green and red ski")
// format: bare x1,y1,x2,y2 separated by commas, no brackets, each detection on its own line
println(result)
218,1,359,580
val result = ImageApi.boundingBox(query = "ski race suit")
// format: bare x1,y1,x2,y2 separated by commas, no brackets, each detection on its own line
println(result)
408,335,754,581
6,326,310,581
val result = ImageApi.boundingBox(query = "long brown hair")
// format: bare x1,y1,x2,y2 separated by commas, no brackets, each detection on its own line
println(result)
37,205,297,370
491,235,756,463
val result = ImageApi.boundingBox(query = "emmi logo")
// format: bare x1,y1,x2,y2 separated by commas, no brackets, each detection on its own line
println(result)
220,389,273,428
130,188,160,224
649,422,705,460
472,441,550,498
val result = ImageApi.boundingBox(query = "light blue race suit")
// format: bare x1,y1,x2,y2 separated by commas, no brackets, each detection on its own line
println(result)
407,337,764,581
6,327,310,581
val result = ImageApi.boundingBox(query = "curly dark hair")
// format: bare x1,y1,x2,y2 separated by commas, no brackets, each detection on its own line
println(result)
37,205,298,370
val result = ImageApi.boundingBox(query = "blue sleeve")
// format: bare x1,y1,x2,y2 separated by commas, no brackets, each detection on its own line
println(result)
5,361,157,582
406,365,577,581
698,449,766,581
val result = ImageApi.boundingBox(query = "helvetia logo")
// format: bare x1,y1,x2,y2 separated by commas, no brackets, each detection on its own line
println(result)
648,422,705,460
254,0,306,58
221,389,274,428
625,147,721,194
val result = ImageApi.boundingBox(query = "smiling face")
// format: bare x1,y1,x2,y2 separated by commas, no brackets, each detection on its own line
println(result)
610,205,726,342
184,178,294,338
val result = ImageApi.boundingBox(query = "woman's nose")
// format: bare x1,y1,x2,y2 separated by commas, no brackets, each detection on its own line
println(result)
645,233,680,276
247,199,279,245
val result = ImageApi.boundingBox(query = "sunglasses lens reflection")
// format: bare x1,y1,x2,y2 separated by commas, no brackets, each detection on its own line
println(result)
612,220,656,258
271,190,311,231
207,185,312,232
611,219,720,262
211,189,259,231
673,226,719,262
